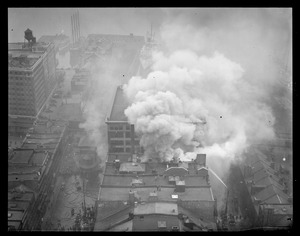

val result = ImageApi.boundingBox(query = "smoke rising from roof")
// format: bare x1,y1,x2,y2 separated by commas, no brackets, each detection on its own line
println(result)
124,8,291,177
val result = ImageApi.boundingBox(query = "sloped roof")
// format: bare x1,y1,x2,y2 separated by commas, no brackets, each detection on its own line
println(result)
134,202,178,216
255,184,289,204
164,166,188,176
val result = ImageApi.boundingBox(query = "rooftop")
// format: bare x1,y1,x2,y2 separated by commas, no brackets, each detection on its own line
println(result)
8,201,30,211
8,42,50,69
8,149,48,167
108,86,130,122
88,33,144,43
8,191,34,202
8,210,24,222
119,162,146,173
9,150,33,164
134,202,178,215
132,214,179,231
99,186,214,202
38,34,69,43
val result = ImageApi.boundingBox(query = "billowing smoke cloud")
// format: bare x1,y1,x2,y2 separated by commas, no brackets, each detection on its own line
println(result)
124,8,290,178
124,50,275,170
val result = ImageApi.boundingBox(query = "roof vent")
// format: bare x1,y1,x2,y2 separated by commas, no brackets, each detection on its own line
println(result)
158,221,167,229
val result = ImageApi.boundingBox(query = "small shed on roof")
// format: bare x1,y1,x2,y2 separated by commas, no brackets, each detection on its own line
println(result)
119,162,146,173
197,166,209,177
164,166,188,177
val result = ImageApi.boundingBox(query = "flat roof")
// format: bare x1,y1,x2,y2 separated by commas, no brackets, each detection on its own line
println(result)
9,150,33,164
8,221,21,230
8,192,34,202
109,86,130,122
132,215,179,231
8,174,38,182
8,44,47,69
8,210,24,222
32,152,48,166
134,202,178,215
99,186,214,202
102,175,208,187
8,201,30,211
119,162,146,173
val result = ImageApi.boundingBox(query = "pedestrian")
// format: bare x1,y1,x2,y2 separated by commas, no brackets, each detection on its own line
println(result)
71,208,75,216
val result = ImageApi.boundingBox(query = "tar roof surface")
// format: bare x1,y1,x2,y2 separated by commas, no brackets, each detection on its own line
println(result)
9,150,33,164
132,214,179,231
134,202,178,215
109,86,130,122
99,186,214,202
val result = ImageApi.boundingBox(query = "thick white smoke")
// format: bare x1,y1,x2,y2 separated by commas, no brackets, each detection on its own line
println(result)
124,50,276,170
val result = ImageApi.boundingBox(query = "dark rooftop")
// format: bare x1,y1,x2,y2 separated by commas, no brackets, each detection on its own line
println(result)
99,186,214,202
108,86,130,122
9,150,33,164
8,210,24,222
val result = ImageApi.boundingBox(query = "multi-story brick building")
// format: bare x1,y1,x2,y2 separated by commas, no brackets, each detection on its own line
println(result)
106,85,142,155
9,30,56,117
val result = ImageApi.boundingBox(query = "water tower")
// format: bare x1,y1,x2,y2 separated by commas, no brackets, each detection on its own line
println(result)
24,28,36,47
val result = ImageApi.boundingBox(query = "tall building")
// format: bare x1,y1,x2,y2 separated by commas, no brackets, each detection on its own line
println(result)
106,85,142,155
8,29,56,117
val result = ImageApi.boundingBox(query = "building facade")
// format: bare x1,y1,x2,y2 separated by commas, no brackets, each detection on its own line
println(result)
106,86,142,155
9,36,56,117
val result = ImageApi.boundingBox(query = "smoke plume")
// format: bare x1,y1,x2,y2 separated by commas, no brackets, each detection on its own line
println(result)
124,8,290,177
79,54,122,161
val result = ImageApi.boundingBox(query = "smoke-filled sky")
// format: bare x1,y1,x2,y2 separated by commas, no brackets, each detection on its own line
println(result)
8,8,164,42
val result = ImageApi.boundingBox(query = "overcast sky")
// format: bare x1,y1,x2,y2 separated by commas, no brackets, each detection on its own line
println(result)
8,8,165,42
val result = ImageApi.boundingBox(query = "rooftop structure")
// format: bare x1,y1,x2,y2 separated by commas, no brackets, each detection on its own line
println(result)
95,152,217,231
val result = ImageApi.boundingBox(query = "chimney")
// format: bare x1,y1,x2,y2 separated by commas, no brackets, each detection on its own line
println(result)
175,180,185,192
196,154,206,167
